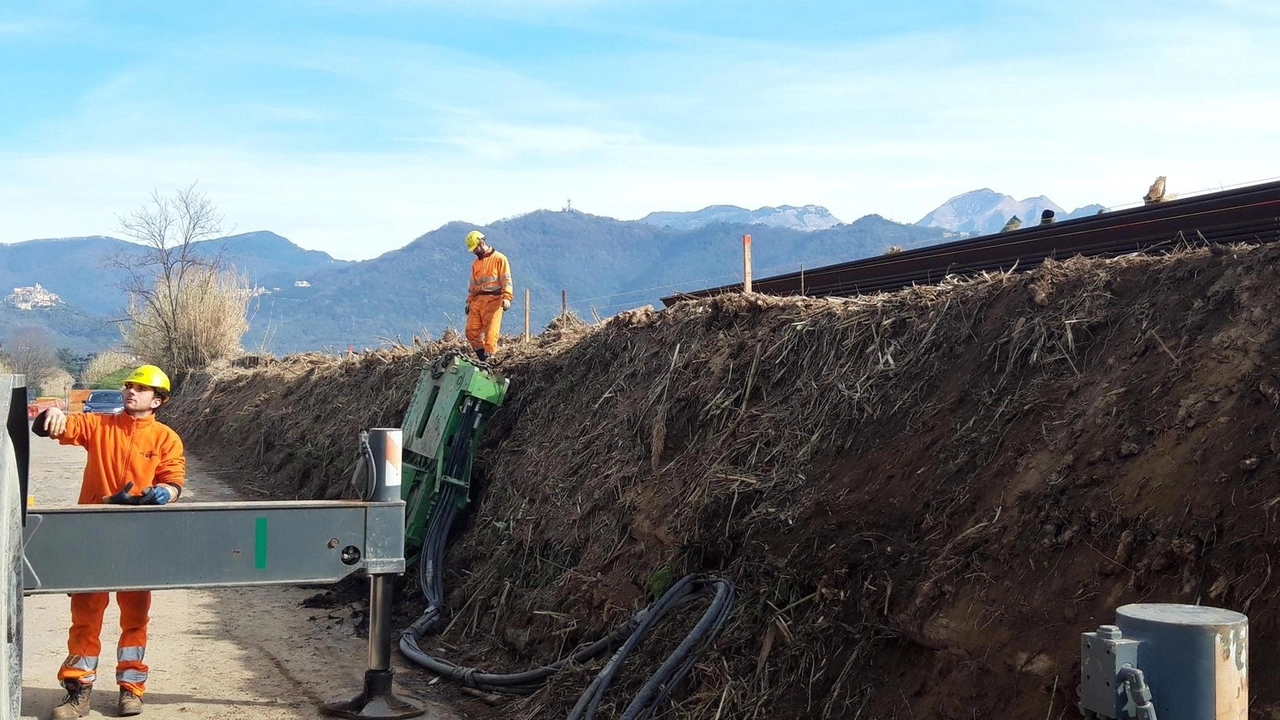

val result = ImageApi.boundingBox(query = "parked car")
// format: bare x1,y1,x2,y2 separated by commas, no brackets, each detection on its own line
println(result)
83,389,124,414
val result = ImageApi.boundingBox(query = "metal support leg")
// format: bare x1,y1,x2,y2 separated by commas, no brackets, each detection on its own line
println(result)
322,429,426,719
321,572,425,718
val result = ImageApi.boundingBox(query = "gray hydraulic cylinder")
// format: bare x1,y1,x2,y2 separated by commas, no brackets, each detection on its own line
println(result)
1116,603,1248,719
320,428,425,719
367,427,401,671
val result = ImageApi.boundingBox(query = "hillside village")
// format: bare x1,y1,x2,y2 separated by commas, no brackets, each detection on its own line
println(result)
4,284,61,310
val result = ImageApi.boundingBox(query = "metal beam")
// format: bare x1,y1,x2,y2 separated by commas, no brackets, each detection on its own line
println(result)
23,500,406,595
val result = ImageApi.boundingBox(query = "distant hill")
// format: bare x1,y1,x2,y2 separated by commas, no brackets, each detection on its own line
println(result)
0,236,141,316
244,211,947,352
0,232,347,317
213,231,348,290
641,204,842,232
3,209,958,354
0,303,121,353
0,232,349,354
917,189,1105,235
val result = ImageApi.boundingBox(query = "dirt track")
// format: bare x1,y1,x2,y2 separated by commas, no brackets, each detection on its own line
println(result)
21,432,460,720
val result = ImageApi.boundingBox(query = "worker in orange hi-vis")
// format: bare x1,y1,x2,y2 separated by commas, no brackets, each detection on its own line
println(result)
31,364,186,719
463,229,514,362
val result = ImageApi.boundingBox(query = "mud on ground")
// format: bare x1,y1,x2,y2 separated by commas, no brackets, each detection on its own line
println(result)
168,243,1280,719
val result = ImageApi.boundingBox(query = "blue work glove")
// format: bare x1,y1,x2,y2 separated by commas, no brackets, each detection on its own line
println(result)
104,482,172,505
140,485,173,505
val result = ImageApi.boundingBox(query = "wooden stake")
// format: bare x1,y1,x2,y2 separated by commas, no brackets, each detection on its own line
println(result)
742,234,753,294
561,289,568,318
800,263,805,296
523,288,531,341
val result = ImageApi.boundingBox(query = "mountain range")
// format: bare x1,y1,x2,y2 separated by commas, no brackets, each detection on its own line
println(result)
1,191,1096,354
916,189,1106,235
641,204,843,232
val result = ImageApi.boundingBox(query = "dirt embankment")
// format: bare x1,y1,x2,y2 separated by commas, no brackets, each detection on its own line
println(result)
169,244,1280,719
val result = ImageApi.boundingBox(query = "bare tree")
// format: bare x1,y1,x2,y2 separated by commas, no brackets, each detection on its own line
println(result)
0,326,60,392
111,183,248,376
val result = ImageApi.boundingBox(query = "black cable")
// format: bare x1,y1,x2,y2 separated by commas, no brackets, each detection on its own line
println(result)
350,430,378,501
399,615,642,694
568,576,732,720
400,574,734,714
568,576,699,719
397,370,735,715
408,398,478,636
620,579,734,720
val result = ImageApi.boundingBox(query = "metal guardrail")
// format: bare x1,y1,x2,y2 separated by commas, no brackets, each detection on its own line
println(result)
663,180,1280,303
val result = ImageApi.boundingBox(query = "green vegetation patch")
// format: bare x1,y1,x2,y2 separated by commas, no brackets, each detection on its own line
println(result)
95,367,133,389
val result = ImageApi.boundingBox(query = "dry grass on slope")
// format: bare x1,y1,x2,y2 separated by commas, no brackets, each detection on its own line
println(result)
169,244,1280,719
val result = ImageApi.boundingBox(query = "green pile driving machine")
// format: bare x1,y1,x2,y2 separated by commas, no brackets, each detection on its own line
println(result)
398,352,508,635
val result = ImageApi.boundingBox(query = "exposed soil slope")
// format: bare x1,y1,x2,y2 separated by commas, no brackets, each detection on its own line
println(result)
169,244,1280,719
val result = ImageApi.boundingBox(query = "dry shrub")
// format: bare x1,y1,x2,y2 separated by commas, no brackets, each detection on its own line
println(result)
41,368,74,396
123,267,249,376
544,309,587,332
83,349,134,386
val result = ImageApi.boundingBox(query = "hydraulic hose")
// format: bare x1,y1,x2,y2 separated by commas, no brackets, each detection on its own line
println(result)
350,430,378,501
399,615,641,694
397,386,736,716
408,399,479,636
568,575,734,720
618,578,734,720
1117,666,1158,720
400,574,734,712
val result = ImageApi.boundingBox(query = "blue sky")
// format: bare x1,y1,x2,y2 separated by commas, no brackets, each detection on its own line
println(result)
2,0,1278,260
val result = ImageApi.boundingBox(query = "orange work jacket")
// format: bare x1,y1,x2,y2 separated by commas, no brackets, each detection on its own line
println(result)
468,249,514,303
57,413,186,505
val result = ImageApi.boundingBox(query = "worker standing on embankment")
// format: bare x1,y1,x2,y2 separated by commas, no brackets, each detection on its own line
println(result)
464,229,514,362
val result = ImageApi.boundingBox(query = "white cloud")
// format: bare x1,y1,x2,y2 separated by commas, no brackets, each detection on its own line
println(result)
3,2,1278,258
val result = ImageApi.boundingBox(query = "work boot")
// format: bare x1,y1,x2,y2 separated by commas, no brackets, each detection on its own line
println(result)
118,688,144,716
50,680,92,718
474,348,488,362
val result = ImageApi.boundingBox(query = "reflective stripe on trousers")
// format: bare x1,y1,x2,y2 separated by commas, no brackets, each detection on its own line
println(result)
118,645,149,693
59,590,151,693
58,654,99,685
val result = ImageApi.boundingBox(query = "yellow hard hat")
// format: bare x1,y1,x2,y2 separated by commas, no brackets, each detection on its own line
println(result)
465,230,485,252
123,364,171,395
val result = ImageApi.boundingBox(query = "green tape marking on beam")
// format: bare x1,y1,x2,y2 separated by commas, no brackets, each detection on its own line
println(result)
255,517,268,569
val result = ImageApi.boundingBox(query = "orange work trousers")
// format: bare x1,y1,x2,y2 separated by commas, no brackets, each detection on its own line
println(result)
466,294,506,354
58,591,151,695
